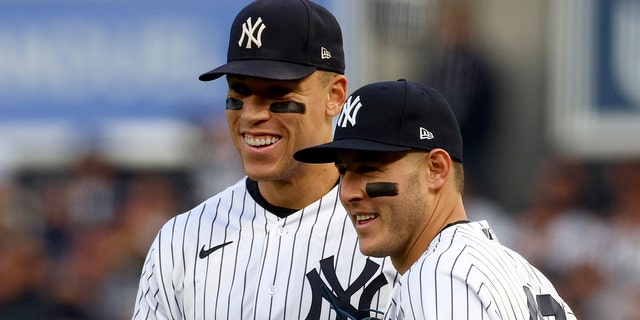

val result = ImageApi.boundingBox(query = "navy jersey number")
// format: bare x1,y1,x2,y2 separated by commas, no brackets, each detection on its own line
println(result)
523,286,566,320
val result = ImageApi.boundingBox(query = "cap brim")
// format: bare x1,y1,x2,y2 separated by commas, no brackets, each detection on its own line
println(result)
294,139,412,164
199,60,317,81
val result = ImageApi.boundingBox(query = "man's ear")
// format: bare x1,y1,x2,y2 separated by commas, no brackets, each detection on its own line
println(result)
326,74,347,117
425,149,452,190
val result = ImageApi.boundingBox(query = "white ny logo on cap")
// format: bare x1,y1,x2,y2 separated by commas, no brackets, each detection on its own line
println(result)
238,17,266,49
337,95,363,128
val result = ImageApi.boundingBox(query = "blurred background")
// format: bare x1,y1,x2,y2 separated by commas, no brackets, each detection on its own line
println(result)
1,0,639,319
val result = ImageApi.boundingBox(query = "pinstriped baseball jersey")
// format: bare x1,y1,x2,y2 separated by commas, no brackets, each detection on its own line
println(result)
384,221,576,320
133,177,397,320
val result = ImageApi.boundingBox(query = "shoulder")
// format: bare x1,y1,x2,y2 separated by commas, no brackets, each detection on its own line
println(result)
403,221,512,282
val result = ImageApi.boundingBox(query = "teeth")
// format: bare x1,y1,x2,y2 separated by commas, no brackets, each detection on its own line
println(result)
245,136,280,146
355,215,376,221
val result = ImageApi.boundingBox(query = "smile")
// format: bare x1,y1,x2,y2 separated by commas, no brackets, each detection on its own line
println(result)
244,134,280,147
355,214,377,222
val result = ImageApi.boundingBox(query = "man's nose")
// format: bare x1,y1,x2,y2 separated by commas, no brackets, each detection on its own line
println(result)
240,96,272,123
339,172,366,204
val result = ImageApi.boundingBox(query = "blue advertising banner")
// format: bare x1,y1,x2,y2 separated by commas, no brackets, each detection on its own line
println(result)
1,1,244,123
549,0,640,159
0,0,332,168
595,0,640,110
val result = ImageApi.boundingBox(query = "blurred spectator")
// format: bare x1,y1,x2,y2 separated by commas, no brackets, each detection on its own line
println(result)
515,156,609,320
421,0,496,197
43,171,179,320
0,232,50,319
65,154,118,229
36,154,120,317
585,161,640,319
40,178,73,260
0,142,51,319
94,173,178,320
421,0,517,253
45,227,113,319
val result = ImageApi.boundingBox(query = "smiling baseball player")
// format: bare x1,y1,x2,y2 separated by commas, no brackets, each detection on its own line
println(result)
131,1,396,319
294,80,577,319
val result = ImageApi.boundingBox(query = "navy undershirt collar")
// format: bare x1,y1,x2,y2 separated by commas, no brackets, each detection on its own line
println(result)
246,178,298,218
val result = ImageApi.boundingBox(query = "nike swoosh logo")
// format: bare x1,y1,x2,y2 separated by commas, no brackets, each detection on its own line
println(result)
199,241,233,259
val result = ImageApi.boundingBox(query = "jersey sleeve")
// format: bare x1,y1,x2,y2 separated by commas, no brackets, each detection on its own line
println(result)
419,268,493,319
132,231,170,320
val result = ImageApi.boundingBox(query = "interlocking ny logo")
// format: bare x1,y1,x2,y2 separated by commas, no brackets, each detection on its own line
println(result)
305,256,388,320
238,17,266,49
337,95,363,128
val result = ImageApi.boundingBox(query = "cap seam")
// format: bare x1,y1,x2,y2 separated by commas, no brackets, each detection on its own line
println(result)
301,0,312,65
398,81,409,146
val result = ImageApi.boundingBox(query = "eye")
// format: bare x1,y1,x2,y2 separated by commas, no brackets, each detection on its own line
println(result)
228,82,251,97
355,165,379,174
335,163,379,176
266,86,294,99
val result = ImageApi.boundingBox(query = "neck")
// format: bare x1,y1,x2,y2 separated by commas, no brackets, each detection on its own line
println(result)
258,163,339,210
393,194,467,274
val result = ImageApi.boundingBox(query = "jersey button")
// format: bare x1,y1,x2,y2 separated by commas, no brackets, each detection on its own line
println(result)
267,286,278,295
277,227,288,236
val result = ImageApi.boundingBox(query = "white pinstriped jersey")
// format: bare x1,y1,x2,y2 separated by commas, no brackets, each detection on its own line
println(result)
133,177,397,320
384,221,576,320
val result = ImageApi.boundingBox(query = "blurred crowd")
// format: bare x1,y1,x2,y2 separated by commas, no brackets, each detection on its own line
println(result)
465,158,640,320
0,120,245,320
1,1,639,319
1,125,639,320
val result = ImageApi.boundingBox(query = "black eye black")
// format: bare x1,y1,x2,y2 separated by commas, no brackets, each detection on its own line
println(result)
269,101,306,114
226,97,243,110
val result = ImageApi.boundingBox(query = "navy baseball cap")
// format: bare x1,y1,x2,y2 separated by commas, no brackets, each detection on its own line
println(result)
294,80,463,163
199,0,345,81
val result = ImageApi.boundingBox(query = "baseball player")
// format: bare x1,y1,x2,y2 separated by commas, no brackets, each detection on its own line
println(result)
132,1,396,319
294,80,577,319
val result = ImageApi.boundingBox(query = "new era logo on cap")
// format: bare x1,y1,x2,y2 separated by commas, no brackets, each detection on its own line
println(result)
321,47,332,59
420,127,434,140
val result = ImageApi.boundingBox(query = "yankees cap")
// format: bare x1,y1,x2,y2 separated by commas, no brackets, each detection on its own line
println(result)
199,0,345,81
294,79,463,163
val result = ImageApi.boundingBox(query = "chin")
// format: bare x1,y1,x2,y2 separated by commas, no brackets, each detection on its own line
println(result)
243,165,280,181
358,243,388,258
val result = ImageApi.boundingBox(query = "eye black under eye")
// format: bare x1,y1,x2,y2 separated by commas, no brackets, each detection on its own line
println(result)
269,101,306,114
226,97,243,110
